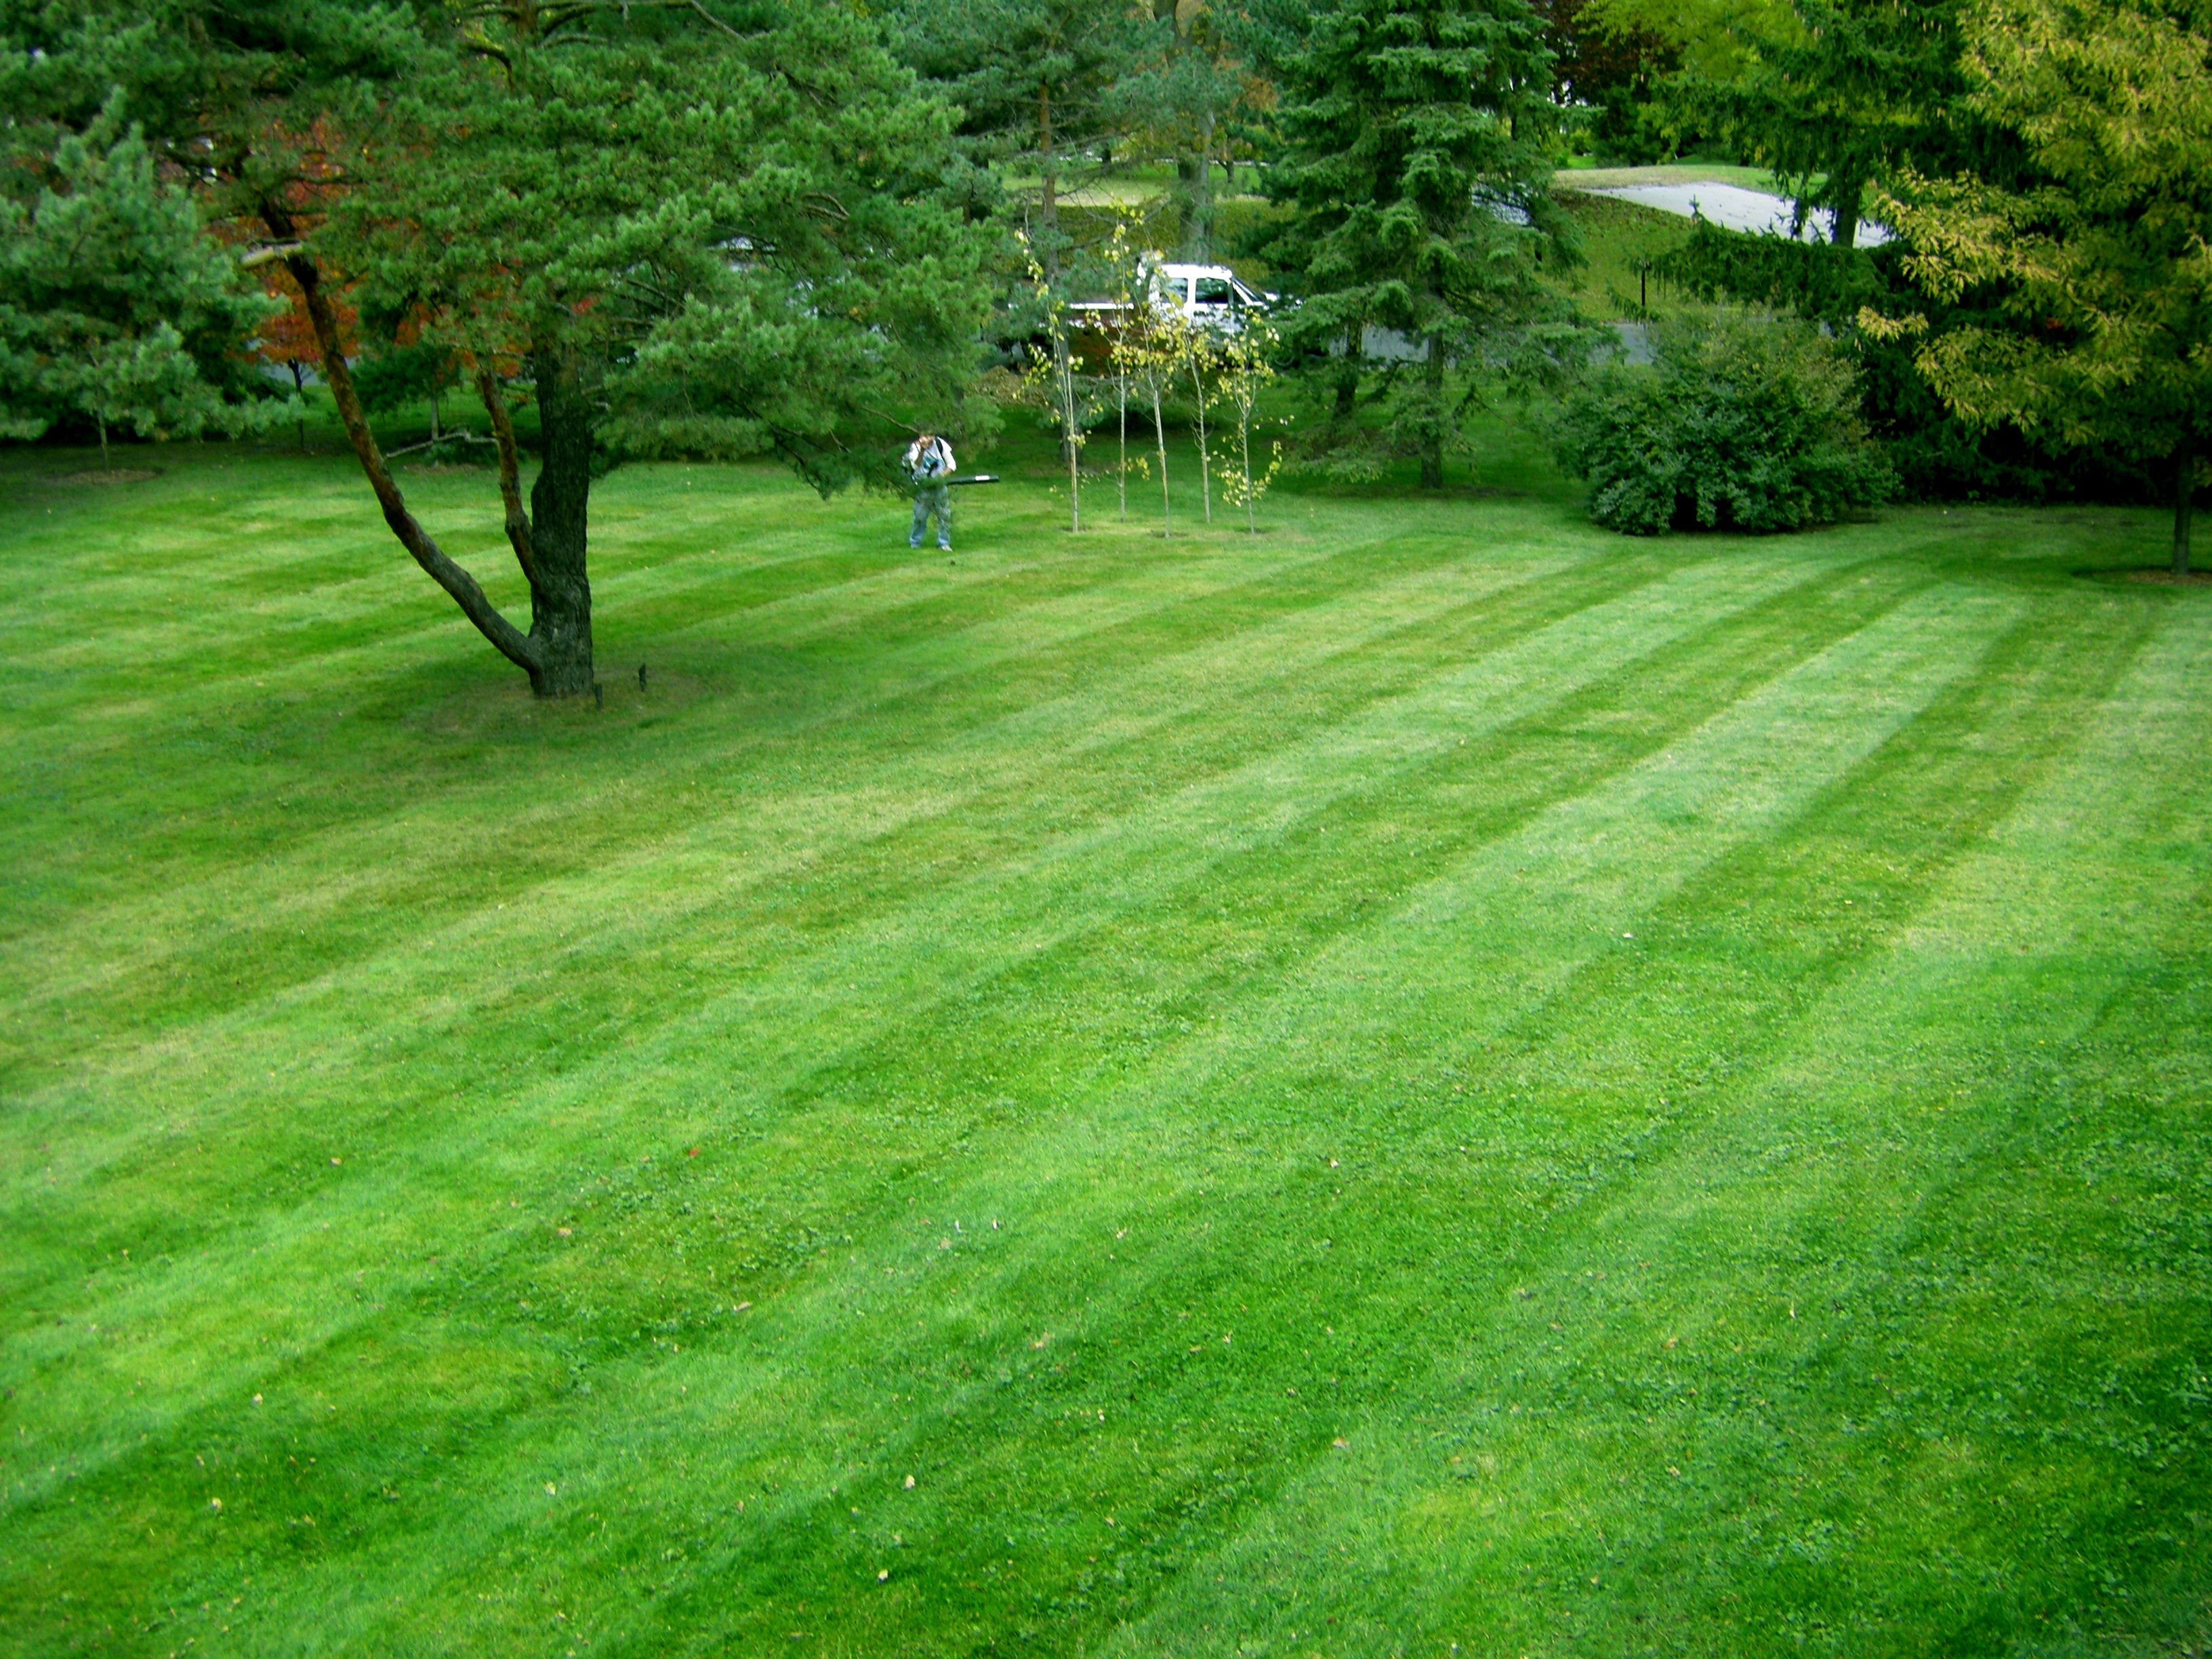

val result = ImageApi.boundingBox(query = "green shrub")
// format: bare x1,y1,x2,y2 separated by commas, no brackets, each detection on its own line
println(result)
1555,313,1896,534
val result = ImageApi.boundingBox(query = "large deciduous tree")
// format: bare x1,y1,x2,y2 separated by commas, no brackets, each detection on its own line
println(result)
1261,0,1590,487
1868,0,2212,573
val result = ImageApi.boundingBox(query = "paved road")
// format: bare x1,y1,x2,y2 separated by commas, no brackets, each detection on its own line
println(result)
1578,180,1892,247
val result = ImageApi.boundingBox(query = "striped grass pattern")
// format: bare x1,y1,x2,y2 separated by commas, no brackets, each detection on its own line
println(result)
2,444,2207,1657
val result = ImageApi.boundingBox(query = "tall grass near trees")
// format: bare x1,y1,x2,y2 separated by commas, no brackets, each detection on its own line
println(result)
2,436,2207,1657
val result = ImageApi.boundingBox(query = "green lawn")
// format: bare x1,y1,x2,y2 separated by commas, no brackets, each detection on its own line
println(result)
3,430,2208,1658
1551,193,1702,323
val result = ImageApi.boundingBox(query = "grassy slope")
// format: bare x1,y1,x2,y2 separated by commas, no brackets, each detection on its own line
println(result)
1551,193,1702,323
1554,165,1789,192
1,429,2207,1659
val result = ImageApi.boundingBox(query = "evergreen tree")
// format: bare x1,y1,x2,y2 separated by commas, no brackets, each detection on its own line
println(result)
0,108,280,464
5,1,996,698
1263,0,1590,485
890,0,1150,277
1674,0,1971,246
1124,0,1250,258
1578,0,2023,247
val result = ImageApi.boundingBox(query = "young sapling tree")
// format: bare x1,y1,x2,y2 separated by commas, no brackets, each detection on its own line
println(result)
1126,293,1191,538
1020,228,1089,531
1184,321,1219,523
1216,313,1284,533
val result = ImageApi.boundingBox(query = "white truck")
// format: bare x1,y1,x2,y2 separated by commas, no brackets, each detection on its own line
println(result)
1071,261,1275,337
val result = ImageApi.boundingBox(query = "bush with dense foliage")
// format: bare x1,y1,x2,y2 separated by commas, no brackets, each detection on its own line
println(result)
1656,219,2160,506
1556,312,1896,533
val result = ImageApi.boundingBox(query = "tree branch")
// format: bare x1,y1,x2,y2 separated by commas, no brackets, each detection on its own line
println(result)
283,251,542,676
475,366,542,588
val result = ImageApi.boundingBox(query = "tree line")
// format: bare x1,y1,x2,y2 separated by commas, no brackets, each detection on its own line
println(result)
3,0,2205,696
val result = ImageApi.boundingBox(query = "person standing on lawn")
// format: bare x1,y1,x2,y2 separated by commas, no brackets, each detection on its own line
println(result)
906,432,955,550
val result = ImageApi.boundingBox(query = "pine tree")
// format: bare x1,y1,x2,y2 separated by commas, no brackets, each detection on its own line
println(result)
890,0,1149,280
5,1,997,697
1124,0,1250,259
0,109,280,465
1263,0,1590,487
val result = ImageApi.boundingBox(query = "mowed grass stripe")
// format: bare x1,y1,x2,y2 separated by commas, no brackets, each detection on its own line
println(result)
0,457,848,671
0,542,1897,1517
0,517,1574,1024
3,441,2203,1659
4,559,2008,1654
2,539,1857,1345
1,453,1331,704
234,568,2050,1655
0,491,1523,968
730,577,2161,1656
1108,596,2206,1659
473,577,2030,1651
0,533,1694,1166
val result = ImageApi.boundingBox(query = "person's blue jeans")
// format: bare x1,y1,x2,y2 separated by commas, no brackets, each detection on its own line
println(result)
911,484,951,549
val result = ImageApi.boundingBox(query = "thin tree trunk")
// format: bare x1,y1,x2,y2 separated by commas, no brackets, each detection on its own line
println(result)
96,412,109,471
1419,334,1446,490
1151,380,1172,537
2175,443,2194,578
289,361,307,450
477,366,541,592
1063,353,1080,533
1189,348,1212,523
527,341,597,697
1242,412,1255,535
281,250,542,683
1038,85,1058,287
1040,82,1081,527
1118,363,1128,521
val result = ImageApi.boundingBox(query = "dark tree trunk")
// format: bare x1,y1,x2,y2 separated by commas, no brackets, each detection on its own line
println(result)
278,247,541,682
1830,174,1864,249
528,344,596,698
1419,334,1446,490
1038,85,1060,288
1181,114,1215,260
2174,442,2195,578
1334,353,1357,419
